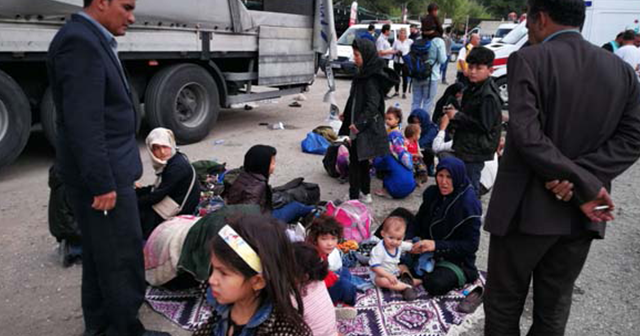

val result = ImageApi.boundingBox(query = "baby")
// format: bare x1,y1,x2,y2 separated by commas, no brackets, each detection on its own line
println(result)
369,216,421,301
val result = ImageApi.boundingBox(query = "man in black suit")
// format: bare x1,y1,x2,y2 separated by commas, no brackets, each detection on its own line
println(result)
47,1,169,335
483,0,640,335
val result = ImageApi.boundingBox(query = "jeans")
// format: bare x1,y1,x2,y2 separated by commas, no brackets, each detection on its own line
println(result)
464,161,485,197
411,79,439,113
328,267,357,305
272,201,314,223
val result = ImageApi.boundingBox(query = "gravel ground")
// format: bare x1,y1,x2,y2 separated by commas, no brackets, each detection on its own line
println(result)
0,68,638,336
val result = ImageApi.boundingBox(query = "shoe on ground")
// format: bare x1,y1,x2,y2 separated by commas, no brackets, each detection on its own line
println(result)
392,92,399,97
142,330,172,336
402,286,418,301
360,193,373,204
456,286,484,314
335,306,358,320
402,93,407,99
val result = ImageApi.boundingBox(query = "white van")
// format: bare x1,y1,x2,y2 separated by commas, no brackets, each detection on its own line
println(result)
329,23,411,75
492,22,518,43
487,0,640,107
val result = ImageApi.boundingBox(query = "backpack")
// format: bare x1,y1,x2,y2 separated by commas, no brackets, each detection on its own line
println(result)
325,200,372,242
323,141,343,178
272,177,321,209
403,38,433,80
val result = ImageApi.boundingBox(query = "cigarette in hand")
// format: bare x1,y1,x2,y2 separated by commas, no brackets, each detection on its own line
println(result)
103,210,108,216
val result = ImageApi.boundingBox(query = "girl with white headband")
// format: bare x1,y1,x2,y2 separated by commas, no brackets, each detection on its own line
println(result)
196,215,311,336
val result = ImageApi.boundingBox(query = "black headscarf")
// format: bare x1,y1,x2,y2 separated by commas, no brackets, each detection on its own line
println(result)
244,145,276,179
352,38,385,79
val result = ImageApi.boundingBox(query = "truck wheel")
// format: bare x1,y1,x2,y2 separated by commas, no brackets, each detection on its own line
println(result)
145,64,219,144
495,76,509,109
0,70,31,168
41,85,143,150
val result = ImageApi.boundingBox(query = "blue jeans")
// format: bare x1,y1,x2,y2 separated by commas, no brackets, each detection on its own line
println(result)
412,79,439,113
271,201,314,223
464,161,485,197
328,267,357,305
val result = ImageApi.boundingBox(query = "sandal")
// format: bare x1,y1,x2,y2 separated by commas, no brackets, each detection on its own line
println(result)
456,286,484,314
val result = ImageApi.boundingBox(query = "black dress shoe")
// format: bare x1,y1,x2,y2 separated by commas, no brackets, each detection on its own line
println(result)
142,330,172,336
83,329,106,336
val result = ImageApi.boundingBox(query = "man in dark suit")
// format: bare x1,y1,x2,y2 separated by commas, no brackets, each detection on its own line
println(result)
483,0,640,335
47,1,169,335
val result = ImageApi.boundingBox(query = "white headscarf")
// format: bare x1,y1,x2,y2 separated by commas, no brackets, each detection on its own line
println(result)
146,127,177,176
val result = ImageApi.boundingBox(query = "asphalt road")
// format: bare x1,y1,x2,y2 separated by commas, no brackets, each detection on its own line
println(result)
0,68,638,336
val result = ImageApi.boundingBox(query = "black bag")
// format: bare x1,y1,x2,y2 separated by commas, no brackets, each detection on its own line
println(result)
323,142,343,178
48,166,81,244
403,38,433,80
272,178,320,209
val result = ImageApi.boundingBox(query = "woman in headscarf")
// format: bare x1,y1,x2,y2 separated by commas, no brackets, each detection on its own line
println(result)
225,144,314,223
407,157,482,295
339,38,399,203
137,127,200,239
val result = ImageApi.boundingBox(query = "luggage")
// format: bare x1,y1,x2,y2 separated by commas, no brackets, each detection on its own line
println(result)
403,38,434,80
312,125,338,142
272,177,321,209
325,200,372,242
323,141,349,178
48,165,81,244
301,132,330,155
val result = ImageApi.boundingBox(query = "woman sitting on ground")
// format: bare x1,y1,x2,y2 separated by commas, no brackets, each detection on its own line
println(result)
137,127,200,239
225,144,314,223
407,156,482,295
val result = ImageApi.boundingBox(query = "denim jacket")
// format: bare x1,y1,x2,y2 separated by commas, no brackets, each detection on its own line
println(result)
206,288,273,336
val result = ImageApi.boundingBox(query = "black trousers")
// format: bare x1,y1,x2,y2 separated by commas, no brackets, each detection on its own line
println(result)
68,187,146,336
393,62,409,94
484,230,593,336
348,139,371,199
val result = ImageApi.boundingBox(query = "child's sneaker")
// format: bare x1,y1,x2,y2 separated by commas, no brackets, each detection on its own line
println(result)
360,193,373,204
335,306,358,320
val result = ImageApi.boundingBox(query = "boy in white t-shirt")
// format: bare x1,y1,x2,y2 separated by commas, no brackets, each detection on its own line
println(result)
369,217,422,301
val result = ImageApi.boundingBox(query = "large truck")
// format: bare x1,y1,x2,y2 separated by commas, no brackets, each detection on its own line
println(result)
0,0,326,168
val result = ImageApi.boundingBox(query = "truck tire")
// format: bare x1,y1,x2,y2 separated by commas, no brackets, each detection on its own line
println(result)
495,76,509,109
40,85,143,150
40,88,56,148
145,64,219,144
0,70,31,168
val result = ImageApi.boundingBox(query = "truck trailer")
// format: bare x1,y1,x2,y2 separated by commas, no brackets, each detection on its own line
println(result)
0,0,326,167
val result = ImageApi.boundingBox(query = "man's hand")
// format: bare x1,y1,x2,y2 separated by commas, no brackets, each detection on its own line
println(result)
439,114,451,131
349,124,359,135
411,239,435,254
92,191,117,211
580,187,615,222
545,180,574,202
339,113,344,121
134,182,142,189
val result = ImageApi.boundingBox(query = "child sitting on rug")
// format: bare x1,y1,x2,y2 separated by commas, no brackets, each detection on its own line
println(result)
405,124,429,186
204,215,311,336
306,215,358,320
369,216,422,301
293,242,339,336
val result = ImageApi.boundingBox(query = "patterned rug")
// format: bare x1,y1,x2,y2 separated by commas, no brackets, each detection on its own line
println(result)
145,268,485,335
338,267,486,336
145,284,213,332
